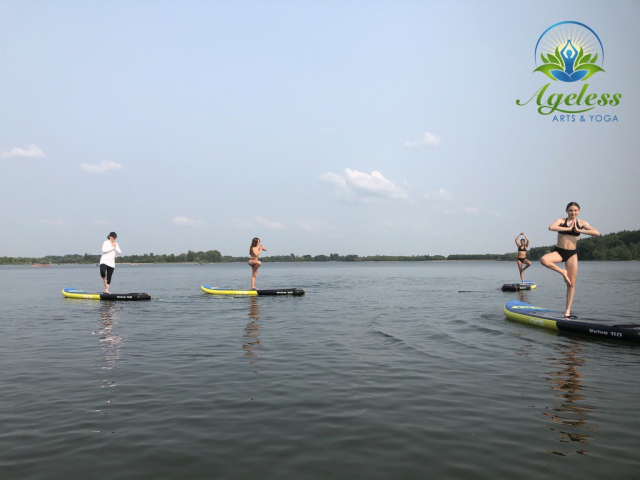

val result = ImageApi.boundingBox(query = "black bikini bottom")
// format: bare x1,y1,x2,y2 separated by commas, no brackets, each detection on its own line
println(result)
554,246,577,262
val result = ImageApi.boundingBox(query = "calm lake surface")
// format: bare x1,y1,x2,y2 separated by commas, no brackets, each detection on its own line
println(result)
1,261,639,479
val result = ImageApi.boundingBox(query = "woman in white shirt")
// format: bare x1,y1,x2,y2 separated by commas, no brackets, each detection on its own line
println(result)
100,232,121,293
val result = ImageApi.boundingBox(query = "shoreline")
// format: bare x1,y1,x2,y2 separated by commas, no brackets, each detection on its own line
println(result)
2,258,639,267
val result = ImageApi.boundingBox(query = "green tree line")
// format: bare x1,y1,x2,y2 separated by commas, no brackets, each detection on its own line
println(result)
2,230,638,265
461,229,640,262
0,251,446,265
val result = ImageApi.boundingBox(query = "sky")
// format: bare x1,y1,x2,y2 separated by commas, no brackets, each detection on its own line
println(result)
1,0,639,257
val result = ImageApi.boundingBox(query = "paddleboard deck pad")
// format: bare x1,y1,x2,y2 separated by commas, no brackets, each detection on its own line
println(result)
201,285,305,296
62,288,151,301
504,301,640,343
502,281,536,291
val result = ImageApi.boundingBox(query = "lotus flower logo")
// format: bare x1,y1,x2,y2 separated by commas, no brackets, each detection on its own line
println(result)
534,21,605,82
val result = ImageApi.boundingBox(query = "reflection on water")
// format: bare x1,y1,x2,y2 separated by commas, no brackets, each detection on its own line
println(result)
90,302,124,430
94,302,123,389
2,262,639,478
544,341,599,456
243,298,261,364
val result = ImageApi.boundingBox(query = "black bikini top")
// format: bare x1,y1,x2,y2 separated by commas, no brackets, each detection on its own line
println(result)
560,218,582,236
518,246,527,252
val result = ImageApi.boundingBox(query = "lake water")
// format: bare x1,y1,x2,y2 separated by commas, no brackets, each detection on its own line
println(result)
1,261,639,479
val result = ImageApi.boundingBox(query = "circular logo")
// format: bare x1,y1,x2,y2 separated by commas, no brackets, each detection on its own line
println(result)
534,21,605,83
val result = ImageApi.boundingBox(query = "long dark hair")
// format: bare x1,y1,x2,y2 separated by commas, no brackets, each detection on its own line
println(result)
250,237,260,256
566,202,580,211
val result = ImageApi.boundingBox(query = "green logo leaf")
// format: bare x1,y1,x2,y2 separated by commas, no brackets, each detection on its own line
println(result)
574,46,584,66
533,63,560,80
546,53,562,67
574,63,606,80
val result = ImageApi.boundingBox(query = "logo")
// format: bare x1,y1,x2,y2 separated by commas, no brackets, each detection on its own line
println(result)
534,21,605,83
516,21,621,120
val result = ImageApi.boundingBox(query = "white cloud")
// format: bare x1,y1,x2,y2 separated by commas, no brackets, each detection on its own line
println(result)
2,144,46,158
255,216,285,230
345,169,408,200
232,219,251,229
423,188,454,202
321,168,408,202
79,160,123,173
404,132,440,149
173,216,203,227
320,171,351,200
294,218,335,232
41,219,63,226
320,171,347,187
445,206,480,215
232,217,284,230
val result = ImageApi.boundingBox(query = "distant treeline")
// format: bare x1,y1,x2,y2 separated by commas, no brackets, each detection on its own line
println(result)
0,251,446,265
2,230,638,265
461,229,640,262
498,229,640,261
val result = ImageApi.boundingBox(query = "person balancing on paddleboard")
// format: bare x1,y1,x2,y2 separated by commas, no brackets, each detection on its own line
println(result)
515,232,531,285
248,237,267,290
540,202,599,318
100,232,121,293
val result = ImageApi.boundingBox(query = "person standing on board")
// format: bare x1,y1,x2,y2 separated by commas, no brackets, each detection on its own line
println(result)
515,232,531,285
100,232,121,293
540,202,599,318
249,237,267,290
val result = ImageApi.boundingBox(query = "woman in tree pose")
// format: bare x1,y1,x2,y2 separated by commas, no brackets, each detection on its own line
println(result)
248,237,267,290
100,232,121,293
540,202,599,318
515,232,531,285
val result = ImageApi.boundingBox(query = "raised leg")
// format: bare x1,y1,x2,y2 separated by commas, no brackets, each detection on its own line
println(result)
540,252,571,286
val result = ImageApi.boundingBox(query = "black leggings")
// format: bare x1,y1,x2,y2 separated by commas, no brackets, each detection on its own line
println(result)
100,264,115,284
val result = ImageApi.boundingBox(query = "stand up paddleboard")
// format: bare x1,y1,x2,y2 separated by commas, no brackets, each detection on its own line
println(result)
502,281,536,291
201,285,305,296
62,288,151,301
503,300,640,343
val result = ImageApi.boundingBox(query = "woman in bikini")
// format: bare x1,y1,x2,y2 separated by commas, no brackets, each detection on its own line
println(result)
515,232,531,285
248,237,267,290
540,202,599,318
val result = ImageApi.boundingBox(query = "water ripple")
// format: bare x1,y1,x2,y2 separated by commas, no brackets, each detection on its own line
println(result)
1,262,639,479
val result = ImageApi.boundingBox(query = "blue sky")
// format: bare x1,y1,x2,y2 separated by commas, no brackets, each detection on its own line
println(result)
1,1,639,257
